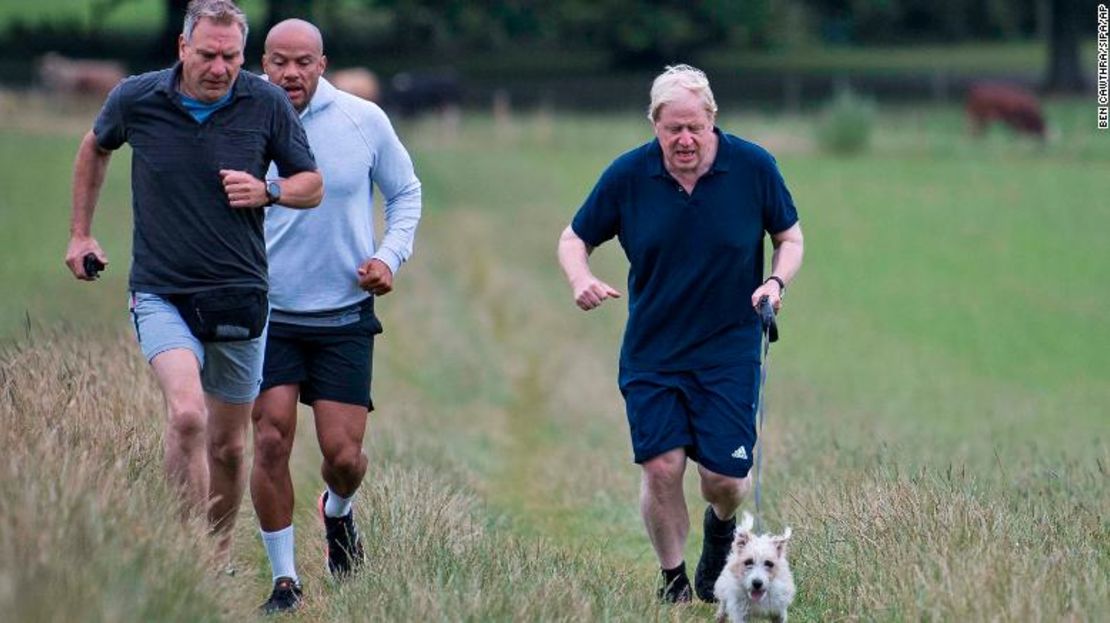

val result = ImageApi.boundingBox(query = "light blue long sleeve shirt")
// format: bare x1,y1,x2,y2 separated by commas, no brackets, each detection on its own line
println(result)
265,77,422,313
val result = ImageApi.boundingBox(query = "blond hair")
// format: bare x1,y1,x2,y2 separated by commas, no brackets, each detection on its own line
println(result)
647,64,718,122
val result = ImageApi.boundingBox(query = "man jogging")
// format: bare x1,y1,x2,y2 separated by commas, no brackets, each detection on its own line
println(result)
64,0,321,567
251,19,422,613
557,65,804,603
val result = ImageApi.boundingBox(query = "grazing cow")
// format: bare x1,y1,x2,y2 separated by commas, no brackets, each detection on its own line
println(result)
387,70,462,118
965,83,1046,139
37,52,126,100
329,67,380,103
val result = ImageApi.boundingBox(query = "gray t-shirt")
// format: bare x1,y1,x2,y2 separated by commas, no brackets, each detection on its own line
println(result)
94,63,317,294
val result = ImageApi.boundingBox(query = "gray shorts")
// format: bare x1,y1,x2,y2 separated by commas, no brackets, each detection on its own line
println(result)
129,291,267,404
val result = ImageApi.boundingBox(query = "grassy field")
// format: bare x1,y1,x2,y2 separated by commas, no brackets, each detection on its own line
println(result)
0,92,1107,621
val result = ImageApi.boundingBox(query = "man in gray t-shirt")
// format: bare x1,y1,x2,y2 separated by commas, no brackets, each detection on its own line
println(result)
64,0,321,568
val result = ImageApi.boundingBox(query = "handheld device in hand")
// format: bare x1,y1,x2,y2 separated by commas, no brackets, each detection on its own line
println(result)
83,253,105,279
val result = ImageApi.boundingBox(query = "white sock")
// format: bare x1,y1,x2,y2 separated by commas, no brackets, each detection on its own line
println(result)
260,525,298,582
324,486,354,518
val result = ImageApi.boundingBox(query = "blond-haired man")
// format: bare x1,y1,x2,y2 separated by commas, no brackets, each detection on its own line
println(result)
557,64,803,603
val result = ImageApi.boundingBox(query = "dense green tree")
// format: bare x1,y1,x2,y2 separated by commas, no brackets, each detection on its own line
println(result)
1044,0,1087,93
800,0,1040,44
21,0,1083,74
552,0,769,67
267,0,314,31
160,0,190,58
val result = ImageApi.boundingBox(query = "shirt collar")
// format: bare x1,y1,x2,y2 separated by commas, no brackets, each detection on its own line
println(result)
648,126,731,178
301,76,338,119
710,127,731,173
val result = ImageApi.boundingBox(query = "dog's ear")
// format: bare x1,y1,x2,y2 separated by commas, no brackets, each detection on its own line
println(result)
733,529,750,550
733,511,755,549
773,526,792,556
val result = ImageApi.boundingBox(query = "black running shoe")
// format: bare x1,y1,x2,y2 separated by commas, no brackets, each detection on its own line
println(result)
319,490,365,577
694,505,736,602
259,576,302,614
658,573,693,604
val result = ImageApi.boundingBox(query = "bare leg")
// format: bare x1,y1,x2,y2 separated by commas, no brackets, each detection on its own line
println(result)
207,394,252,562
698,465,750,521
150,349,209,514
640,448,689,569
250,385,300,531
313,400,369,497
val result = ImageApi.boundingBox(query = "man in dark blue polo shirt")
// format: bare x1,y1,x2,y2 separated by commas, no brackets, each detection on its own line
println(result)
63,0,322,567
557,64,804,604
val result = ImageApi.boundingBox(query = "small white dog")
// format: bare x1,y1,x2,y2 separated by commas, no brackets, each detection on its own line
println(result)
713,512,795,623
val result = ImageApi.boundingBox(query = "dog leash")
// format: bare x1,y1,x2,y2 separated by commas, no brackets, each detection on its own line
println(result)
753,296,778,533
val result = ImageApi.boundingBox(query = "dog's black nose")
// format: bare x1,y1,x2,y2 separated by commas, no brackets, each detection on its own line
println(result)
752,579,763,590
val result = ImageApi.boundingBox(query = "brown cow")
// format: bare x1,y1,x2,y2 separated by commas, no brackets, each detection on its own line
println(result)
965,83,1046,139
37,52,126,100
328,67,381,103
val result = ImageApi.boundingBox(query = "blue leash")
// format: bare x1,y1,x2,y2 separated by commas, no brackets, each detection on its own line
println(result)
753,296,778,533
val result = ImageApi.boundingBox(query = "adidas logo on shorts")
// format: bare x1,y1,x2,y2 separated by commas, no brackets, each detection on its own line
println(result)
731,445,748,460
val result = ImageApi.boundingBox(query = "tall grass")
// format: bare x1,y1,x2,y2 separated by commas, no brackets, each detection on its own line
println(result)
0,332,246,622
0,329,701,622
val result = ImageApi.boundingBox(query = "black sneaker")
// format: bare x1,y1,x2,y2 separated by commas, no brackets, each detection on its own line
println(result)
657,571,693,604
259,576,302,614
694,505,736,602
318,490,365,577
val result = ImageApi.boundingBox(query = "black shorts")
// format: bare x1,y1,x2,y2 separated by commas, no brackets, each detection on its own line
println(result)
618,362,760,478
261,302,383,409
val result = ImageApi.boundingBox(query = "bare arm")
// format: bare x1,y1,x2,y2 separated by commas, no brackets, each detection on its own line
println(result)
65,130,113,280
220,169,323,210
750,222,804,311
557,225,621,311
273,170,323,208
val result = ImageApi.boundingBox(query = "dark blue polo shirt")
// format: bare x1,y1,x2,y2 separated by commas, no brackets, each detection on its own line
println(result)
572,129,799,371
93,63,317,294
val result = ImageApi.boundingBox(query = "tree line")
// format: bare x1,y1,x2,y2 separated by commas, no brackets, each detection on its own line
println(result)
5,0,1093,93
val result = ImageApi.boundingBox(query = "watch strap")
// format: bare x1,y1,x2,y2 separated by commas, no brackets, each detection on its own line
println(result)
765,275,786,292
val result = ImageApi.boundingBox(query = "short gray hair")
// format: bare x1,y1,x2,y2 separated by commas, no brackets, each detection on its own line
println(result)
647,64,718,122
183,0,249,44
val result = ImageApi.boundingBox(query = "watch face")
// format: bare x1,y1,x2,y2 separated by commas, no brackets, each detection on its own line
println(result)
266,181,281,202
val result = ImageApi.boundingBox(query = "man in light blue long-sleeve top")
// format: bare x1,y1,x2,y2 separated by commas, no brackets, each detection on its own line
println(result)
250,18,422,614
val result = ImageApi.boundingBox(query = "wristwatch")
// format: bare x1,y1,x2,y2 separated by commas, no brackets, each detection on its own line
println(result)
265,180,282,206
765,275,786,293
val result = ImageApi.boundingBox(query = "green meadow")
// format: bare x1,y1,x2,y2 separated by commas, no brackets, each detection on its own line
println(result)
0,92,1107,621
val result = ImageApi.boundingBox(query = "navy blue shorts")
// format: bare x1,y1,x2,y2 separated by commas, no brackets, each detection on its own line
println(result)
261,305,383,409
618,362,759,478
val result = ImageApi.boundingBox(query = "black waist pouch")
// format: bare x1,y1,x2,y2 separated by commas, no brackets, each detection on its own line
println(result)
170,287,268,342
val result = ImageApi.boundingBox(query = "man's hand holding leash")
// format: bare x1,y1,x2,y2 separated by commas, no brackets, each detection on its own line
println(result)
751,275,785,312
754,222,804,313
